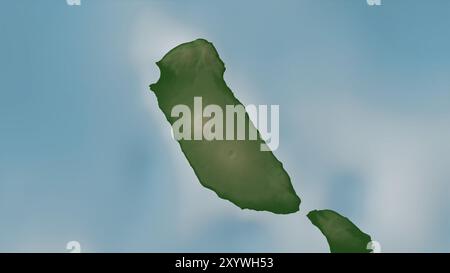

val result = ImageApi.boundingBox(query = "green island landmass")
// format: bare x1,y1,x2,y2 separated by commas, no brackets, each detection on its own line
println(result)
308,209,372,253
150,39,300,214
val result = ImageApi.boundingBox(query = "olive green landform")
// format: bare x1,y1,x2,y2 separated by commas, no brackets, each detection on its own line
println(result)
307,209,372,253
150,39,300,214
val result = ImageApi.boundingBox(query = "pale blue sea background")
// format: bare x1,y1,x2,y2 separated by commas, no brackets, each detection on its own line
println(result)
0,0,449,252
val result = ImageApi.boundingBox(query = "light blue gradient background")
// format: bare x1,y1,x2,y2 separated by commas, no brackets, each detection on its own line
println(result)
1,0,449,252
